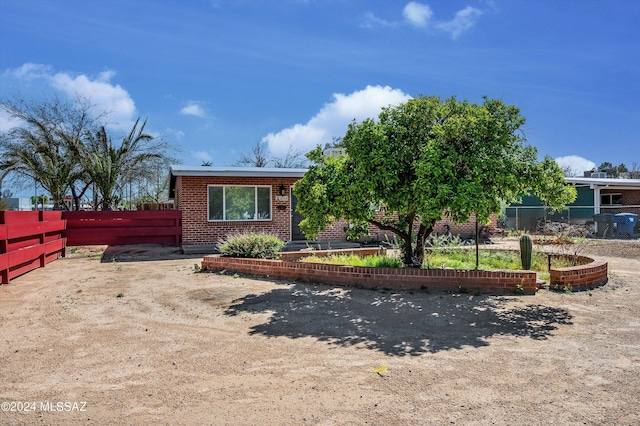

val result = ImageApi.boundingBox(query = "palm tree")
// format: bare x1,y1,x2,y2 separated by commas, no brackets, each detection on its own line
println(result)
69,118,161,210
1,96,98,210
0,119,76,210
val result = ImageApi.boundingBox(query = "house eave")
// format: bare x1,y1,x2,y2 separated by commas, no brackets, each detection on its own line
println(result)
170,165,308,178
566,177,640,189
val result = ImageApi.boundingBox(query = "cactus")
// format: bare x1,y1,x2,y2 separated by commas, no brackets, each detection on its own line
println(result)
519,234,533,270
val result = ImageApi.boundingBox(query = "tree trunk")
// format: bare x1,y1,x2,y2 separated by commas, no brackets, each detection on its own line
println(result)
412,223,432,268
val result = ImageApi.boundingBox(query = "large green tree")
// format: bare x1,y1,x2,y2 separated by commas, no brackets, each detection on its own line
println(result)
293,95,576,266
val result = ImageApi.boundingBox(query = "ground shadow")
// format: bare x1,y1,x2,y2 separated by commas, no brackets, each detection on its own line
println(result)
96,245,205,263
224,283,572,356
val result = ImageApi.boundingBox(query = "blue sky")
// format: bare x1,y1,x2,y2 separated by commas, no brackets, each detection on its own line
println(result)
1,0,638,177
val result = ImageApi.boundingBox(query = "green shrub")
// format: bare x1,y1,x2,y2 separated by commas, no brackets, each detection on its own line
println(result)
218,232,284,259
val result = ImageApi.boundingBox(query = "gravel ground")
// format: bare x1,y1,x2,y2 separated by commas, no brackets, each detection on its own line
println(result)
0,238,638,425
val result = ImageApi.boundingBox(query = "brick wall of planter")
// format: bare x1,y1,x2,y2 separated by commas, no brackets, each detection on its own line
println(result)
201,255,538,295
549,256,608,290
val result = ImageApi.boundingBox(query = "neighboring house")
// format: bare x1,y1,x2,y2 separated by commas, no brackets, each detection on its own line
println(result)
505,176,640,234
169,165,495,248
1,198,33,211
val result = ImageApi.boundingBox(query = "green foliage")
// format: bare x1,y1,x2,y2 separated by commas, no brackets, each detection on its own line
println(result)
300,253,403,268
294,95,576,267
218,232,284,259
424,234,464,268
519,234,533,270
66,118,160,210
425,249,547,271
552,284,573,294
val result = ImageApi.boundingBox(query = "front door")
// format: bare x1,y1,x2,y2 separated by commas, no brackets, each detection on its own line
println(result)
291,193,306,240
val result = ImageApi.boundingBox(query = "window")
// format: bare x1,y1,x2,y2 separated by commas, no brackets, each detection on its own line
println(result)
208,185,271,221
600,193,622,205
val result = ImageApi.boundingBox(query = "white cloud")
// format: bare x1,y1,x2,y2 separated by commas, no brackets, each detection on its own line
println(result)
436,6,483,39
0,110,23,132
555,155,596,177
180,101,207,118
2,63,137,131
193,150,214,163
263,85,411,157
403,2,433,28
3,62,52,79
362,3,483,37
360,12,396,29
50,70,136,130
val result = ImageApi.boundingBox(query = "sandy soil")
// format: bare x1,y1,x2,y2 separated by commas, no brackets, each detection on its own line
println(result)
1,238,639,425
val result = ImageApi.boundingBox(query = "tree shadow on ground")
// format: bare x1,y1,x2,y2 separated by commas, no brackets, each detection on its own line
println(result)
224,284,572,356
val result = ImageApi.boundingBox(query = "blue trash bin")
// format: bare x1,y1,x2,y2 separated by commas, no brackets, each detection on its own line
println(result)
612,213,637,238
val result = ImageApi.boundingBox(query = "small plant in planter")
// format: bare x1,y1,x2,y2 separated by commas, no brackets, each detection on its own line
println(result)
218,232,284,259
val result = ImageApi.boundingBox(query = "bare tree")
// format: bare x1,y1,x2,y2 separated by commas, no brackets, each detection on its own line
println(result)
233,140,271,167
271,145,307,168
560,164,577,177
233,141,307,168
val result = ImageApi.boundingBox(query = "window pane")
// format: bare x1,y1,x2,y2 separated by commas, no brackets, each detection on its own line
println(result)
208,186,223,220
225,186,256,220
257,187,271,219
611,194,622,205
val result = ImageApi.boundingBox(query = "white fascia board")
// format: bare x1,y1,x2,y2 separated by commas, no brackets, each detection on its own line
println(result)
566,177,640,188
170,165,308,178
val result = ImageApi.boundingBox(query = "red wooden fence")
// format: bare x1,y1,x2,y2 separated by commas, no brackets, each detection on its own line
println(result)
63,210,181,246
0,211,67,284
1,210,182,284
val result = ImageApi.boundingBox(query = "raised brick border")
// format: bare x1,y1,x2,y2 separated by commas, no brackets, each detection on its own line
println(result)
549,255,608,291
201,255,538,295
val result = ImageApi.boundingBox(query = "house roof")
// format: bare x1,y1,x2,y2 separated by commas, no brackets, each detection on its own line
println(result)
169,165,308,178
566,177,640,190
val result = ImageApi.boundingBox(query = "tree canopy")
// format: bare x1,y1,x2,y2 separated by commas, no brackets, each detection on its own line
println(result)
293,95,576,266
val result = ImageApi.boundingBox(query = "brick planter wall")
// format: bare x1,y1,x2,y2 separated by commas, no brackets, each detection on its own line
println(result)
201,255,538,295
549,255,608,291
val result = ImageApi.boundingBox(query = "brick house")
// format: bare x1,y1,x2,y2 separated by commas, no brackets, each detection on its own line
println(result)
169,165,496,248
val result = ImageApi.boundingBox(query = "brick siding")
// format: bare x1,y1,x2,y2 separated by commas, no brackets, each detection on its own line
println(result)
177,175,496,246
177,176,299,245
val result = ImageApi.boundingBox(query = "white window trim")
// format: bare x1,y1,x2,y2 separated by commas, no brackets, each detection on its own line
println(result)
208,184,272,222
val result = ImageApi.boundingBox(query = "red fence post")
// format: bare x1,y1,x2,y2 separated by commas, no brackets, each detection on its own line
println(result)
0,210,66,284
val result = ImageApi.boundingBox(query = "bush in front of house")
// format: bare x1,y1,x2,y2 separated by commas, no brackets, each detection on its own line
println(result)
218,232,284,259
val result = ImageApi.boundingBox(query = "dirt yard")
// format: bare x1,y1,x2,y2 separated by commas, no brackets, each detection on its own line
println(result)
1,238,639,425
